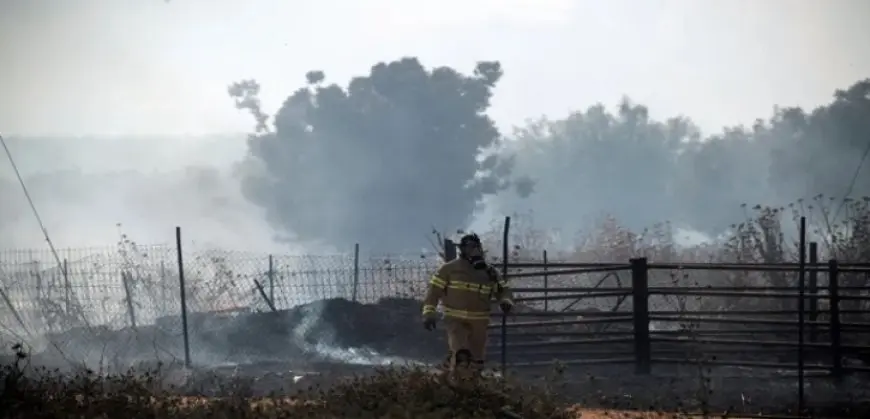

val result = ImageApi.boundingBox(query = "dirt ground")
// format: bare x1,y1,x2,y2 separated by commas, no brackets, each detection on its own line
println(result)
14,297,870,418
162,396,745,418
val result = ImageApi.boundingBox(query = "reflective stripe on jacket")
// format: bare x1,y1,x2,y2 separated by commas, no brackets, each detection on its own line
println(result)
422,258,513,321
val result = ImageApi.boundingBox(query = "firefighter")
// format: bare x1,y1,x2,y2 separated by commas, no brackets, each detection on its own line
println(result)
421,233,513,373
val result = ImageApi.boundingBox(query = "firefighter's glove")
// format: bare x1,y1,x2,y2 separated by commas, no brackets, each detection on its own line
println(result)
499,300,513,314
423,317,437,331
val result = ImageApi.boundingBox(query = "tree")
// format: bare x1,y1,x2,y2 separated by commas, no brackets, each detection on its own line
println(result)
679,78,870,232
674,125,773,234
494,78,870,238
765,79,870,202
494,99,691,234
228,58,521,251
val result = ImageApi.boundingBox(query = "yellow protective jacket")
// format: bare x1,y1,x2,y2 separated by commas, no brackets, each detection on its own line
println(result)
422,258,513,321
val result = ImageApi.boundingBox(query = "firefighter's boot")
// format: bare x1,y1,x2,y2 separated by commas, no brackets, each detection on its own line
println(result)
454,348,473,367
468,318,489,375
451,348,475,380
471,360,485,376
440,350,454,370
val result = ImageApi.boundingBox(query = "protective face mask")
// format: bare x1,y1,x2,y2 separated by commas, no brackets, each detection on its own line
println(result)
467,255,487,270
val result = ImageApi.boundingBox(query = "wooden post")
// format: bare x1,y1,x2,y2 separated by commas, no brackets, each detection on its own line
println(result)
630,257,651,375
254,279,277,312
797,216,806,414
121,271,137,329
828,259,843,380
808,242,819,342
542,250,549,311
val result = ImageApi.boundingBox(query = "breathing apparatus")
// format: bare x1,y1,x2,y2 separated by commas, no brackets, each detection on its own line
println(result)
458,233,487,270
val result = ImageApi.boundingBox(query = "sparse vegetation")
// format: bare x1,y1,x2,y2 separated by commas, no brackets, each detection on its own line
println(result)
1,343,578,419
1,200,867,417
477,196,870,316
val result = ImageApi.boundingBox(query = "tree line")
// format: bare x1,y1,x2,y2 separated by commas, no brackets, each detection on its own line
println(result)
229,57,869,251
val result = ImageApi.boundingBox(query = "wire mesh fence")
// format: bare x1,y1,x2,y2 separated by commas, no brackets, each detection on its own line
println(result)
0,245,443,340
2,235,867,382
0,240,616,368
0,245,440,372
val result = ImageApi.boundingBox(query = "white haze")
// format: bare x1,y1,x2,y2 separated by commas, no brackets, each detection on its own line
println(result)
0,136,290,254
1,0,866,252
0,0,868,368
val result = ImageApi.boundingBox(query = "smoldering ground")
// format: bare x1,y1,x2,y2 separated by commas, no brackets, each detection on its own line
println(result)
2,297,439,376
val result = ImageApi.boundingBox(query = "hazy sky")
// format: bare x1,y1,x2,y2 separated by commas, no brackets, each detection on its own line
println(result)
1,0,868,137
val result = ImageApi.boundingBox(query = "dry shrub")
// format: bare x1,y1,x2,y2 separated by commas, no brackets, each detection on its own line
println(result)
468,198,869,313
717,196,870,318
438,199,868,340
289,368,571,418
2,344,573,419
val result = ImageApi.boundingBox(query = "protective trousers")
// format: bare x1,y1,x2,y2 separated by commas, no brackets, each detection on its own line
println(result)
443,317,489,372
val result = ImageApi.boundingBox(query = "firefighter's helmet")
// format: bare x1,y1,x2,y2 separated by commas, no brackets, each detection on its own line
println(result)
458,233,482,248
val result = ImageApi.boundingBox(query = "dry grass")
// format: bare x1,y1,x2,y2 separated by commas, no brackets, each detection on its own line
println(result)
1,345,753,419
2,346,566,419
2,199,867,418
469,199,870,317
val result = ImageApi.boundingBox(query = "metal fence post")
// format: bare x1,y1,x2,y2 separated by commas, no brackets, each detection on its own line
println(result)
175,226,191,368
797,216,806,414
808,242,819,342
352,243,360,302
500,216,511,373
828,259,842,380
630,257,651,375
543,250,549,312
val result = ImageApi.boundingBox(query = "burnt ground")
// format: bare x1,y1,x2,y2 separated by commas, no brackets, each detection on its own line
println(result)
19,297,447,369
157,360,869,417
5,297,870,417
